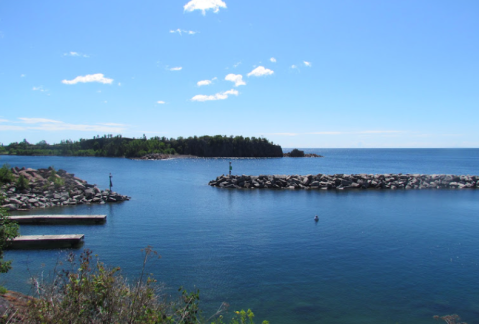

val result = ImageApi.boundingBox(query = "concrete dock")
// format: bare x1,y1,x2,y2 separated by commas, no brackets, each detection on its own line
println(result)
8,215,106,225
8,234,85,249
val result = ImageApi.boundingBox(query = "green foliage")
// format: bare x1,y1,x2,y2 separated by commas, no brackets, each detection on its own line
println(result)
212,309,269,324
0,285,7,294
3,134,283,158
25,247,267,324
0,164,13,184
16,174,29,191
47,166,65,188
0,200,20,274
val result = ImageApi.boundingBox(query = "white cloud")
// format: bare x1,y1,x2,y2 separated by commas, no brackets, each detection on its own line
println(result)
157,101,166,104
169,67,183,71
98,123,127,126
197,79,212,86
304,61,312,67
19,118,62,124
270,57,277,63
307,131,342,135
0,125,25,131
20,74,25,77
268,133,298,136
191,89,238,102
170,29,197,35
184,0,227,15
118,82,122,86
32,86,47,92
225,74,245,86
307,131,402,135
0,118,127,133
247,66,274,77
64,51,89,58
233,62,241,68
291,65,297,69
62,73,113,85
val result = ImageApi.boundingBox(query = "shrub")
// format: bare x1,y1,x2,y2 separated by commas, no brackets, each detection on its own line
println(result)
26,247,268,324
0,164,13,184
47,166,65,188
16,174,29,191
0,200,20,274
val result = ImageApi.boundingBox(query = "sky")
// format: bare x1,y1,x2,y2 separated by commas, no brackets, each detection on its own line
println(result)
0,0,478,148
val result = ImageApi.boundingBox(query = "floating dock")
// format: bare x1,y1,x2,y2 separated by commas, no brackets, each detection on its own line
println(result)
8,215,106,225
8,234,85,249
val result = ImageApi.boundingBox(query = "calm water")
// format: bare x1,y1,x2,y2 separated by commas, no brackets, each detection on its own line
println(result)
1,149,479,323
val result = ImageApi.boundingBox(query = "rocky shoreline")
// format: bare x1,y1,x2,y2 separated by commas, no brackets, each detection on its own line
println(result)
1,167,130,211
283,153,323,157
209,174,479,190
134,153,196,160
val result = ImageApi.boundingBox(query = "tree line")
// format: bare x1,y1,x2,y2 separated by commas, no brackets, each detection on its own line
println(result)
0,134,283,158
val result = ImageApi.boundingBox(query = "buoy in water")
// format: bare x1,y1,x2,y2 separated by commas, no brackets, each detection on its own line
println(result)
314,215,319,221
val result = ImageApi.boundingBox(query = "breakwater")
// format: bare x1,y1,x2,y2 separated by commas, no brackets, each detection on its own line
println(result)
209,174,479,190
1,167,130,211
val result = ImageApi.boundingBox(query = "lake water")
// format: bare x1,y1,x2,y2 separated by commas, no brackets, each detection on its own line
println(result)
1,149,479,323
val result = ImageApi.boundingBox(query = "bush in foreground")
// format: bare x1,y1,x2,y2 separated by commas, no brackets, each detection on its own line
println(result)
22,247,268,324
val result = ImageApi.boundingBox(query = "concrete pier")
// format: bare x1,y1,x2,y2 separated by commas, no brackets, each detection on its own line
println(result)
8,234,85,249
8,215,106,225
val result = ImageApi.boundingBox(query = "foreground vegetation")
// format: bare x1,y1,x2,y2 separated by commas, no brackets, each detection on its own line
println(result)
1,247,268,324
0,134,283,158
0,197,19,276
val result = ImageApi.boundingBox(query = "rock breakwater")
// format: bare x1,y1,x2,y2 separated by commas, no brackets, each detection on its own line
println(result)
209,174,479,190
1,167,130,211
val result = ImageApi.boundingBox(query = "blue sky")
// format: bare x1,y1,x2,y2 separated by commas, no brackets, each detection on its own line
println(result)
1,0,478,148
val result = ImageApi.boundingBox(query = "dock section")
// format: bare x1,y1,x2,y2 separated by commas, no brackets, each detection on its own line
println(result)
8,234,85,249
8,215,106,225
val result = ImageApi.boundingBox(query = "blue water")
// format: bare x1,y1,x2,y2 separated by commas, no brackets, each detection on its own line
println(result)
1,149,479,323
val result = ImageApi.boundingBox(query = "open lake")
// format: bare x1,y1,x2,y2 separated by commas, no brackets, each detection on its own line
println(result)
1,149,479,323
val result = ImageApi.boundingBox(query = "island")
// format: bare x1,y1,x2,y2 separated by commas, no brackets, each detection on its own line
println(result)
283,148,323,157
0,134,283,158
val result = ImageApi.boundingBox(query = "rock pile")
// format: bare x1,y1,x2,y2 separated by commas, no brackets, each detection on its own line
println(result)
283,149,323,158
209,174,479,190
1,167,130,211
135,153,172,160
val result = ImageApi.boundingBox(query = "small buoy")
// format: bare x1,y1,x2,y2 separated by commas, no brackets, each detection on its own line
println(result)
314,215,319,221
